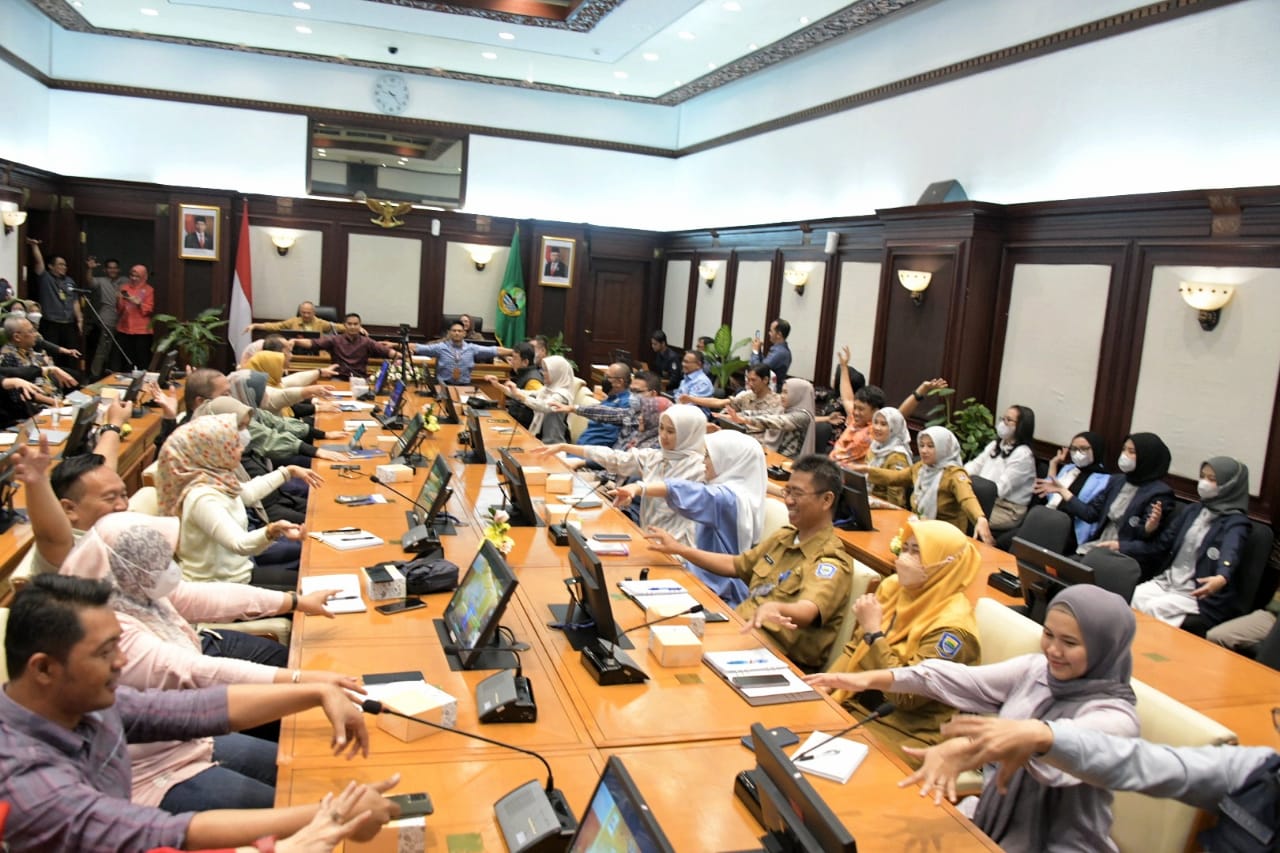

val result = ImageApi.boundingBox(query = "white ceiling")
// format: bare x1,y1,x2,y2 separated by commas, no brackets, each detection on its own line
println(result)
49,0,920,101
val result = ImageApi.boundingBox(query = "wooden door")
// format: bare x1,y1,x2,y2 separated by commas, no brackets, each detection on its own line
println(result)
577,259,647,368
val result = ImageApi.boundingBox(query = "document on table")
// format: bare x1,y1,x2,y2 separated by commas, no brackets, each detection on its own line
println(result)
299,574,367,613
309,529,385,551
790,732,869,784
617,579,701,614
702,647,820,706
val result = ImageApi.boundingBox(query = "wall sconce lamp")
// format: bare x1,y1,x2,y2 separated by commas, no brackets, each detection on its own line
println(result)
698,261,720,286
898,269,932,305
1179,281,1235,331
2,210,27,236
784,263,814,294
467,245,496,270
270,233,296,256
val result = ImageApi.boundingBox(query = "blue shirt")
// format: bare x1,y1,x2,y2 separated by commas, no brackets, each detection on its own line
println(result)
666,479,750,607
414,341,498,384
577,389,631,447
750,341,791,390
675,369,714,400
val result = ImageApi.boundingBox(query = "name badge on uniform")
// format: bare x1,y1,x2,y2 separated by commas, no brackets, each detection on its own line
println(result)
778,570,792,583
937,632,963,659
1128,516,1140,528
1207,546,1221,561
814,562,838,579
763,554,775,565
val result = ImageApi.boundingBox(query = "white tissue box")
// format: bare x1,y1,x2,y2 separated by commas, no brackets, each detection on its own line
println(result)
374,463,414,483
361,564,406,601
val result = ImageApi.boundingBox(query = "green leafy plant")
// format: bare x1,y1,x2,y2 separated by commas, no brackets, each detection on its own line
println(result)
924,387,996,462
705,323,751,392
544,330,577,371
153,306,229,368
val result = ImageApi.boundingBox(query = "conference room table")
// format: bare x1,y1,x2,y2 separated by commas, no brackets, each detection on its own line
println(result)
277,386,1000,851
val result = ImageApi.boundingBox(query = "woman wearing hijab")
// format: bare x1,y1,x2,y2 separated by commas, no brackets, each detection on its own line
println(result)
821,519,981,763
727,376,815,458
1032,431,1110,548
626,395,671,451
195,396,310,524
157,413,318,589
864,406,914,508
57,512,360,811
1057,431,1176,579
856,426,995,545
534,404,707,547
243,336,335,418
612,430,767,606
1131,457,1252,628
964,404,1037,533
225,369,346,464
808,585,1139,852
504,354,574,443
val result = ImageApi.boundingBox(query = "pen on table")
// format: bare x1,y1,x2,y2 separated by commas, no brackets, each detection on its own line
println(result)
320,527,359,534
327,594,360,601
338,535,379,542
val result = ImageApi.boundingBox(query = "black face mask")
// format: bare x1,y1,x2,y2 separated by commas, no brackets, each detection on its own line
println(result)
601,377,616,394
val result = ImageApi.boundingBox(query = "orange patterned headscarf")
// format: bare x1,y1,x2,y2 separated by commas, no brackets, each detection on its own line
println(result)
156,413,244,516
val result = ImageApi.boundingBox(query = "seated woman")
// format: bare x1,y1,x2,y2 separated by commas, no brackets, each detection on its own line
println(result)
726,377,815,459
828,344,943,466
807,585,1139,852
196,396,311,523
964,405,1036,534
1057,431,1176,580
613,430,767,606
244,335,337,418
1131,457,1252,629
626,395,671,451
225,370,347,464
533,404,707,547
864,406,914,508
1031,431,1110,549
157,413,316,589
501,354,575,443
58,512,360,812
822,519,981,764
857,426,995,545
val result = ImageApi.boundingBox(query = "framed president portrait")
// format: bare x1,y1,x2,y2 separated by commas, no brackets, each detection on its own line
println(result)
538,236,574,288
178,203,219,261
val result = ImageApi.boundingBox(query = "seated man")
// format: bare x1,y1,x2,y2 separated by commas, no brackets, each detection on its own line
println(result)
568,362,632,447
0,575,399,851
242,301,341,336
498,342,543,429
680,363,781,428
412,320,513,385
674,350,714,401
0,316,79,408
645,455,853,670
556,368,659,450
290,313,396,379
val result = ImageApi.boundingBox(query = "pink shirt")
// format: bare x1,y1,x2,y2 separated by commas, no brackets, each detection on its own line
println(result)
116,282,154,335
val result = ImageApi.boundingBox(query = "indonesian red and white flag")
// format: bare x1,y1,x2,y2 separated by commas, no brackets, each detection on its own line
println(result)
228,201,253,361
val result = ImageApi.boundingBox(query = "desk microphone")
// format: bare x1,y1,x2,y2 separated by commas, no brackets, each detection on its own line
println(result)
370,474,429,512
370,474,444,555
360,699,577,848
546,475,611,546
581,603,704,687
611,603,704,648
792,701,896,762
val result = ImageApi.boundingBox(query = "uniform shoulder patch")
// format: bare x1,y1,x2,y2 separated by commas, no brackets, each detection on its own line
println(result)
936,631,963,659
955,474,970,484
814,562,838,579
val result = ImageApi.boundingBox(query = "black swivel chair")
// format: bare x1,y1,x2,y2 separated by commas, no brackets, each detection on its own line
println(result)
1008,505,1073,555
1254,615,1280,671
1081,548,1142,603
311,305,339,324
969,475,998,534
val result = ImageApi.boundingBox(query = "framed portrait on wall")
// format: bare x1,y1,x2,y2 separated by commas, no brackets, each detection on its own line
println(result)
538,236,574,288
178,203,219,261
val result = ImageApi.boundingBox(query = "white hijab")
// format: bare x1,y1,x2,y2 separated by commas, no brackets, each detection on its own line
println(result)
705,430,767,549
782,377,816,457
528,355,575,434
914,426,963,520
868,406,914,467
660,404,708,480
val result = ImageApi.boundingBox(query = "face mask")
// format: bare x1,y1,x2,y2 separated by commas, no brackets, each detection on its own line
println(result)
27,312,41,326
148,560,183,600
1118,453,1136,473
1198,479,1219,501
1070,449,1092,468
238,428,252,449
895,551,928,589
996,421,1013,441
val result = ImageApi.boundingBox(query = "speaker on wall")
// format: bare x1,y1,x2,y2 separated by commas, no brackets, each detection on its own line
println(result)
917,180,968,205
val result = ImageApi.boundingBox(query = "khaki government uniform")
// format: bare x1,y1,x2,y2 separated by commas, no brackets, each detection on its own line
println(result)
733,525,853,670
866,462,985,533
868,449,911,508
254,316,338,333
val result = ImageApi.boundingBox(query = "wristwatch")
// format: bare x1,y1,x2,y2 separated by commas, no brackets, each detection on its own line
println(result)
862,631,885,646
98,424,123,437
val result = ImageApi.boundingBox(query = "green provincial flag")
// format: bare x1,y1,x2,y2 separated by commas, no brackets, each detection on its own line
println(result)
494,228,526,347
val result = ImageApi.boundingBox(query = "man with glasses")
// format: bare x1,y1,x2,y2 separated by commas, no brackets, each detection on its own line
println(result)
645,454,852,670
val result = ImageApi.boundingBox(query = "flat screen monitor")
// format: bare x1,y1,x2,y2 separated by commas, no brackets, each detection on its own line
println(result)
394,413,426,464
61,400,100,459
460,410,488,464
562,525,626,647
382,381,405,418
441,539,519,670
436,381,460,424
496,447,543,527
568,756,676,853
121,370,146,404
1011,537,1096,624
411,452,453,526
371,360,391,396
748,722,857,853
834,469,875,532
147,349,178,385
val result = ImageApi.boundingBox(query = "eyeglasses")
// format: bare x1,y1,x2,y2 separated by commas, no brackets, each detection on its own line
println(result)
781,486,831,500
1000,416,1018,426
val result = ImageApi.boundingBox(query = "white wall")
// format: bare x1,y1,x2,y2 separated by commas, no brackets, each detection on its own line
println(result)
730,261,771,346
248,226,324,321
689,261,726,345
345,234,421,327
998,264,1111,446
1131,266,1280,492
660,260,690,343
443,240,508,327
776,262,826,382
829,262,882,384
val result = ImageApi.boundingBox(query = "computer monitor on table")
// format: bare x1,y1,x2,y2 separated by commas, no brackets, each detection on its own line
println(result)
392,413,427,466
834,469,875,532
61,400,100,460
1011,537,1096,624
548,525,630,651
457,410,489,464
436,539,519,670
371,360,391,396
746,722,857,852
567,756,675,853
435,381,460,424
495,447,543,527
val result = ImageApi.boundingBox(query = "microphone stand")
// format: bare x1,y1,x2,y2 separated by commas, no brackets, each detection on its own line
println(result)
69,286,135,376
793,701,896,761
369,474,445,555
581,604,705,687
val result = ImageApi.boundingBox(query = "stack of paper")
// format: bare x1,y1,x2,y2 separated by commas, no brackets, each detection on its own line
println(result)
309,529,385,551
299,574,367,613
618,579,701,614
702,647,820,705
790,732,870,784
585,539,629,556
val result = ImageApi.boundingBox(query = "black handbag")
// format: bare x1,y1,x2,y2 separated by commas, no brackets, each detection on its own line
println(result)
400,557,460,595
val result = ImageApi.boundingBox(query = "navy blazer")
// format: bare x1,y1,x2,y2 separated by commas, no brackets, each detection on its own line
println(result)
1062,474,1176,577
1153,505,1252,626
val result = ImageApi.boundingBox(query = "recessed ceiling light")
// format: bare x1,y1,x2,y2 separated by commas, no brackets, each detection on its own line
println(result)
677,31,696,40
295,24,311,33
722,1,742,11
799,16,810,25
140,8,159,16
71,0,82,7
673,79,683,86
613,71,628,79
642,52,659,61
498,32,515,40
293,1,311,9
748,43,758,50
708,61,717,69
481,51,497,59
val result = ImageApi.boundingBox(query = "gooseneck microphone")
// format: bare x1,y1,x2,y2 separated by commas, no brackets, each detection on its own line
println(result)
370,474,447,555
581,603,704,687
793,701,896,762
370,474,430,514
609,603,704,651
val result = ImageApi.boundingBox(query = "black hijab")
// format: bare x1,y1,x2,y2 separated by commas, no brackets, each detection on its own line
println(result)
1067,431,1107,495
1124,432,1170,485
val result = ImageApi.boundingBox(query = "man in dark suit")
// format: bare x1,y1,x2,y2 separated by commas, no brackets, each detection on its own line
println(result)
543,247,567,278
184,217,212,250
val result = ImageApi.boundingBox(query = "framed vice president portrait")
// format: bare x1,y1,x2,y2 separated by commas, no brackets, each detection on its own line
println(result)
538,236,574,288
179,203,220,261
